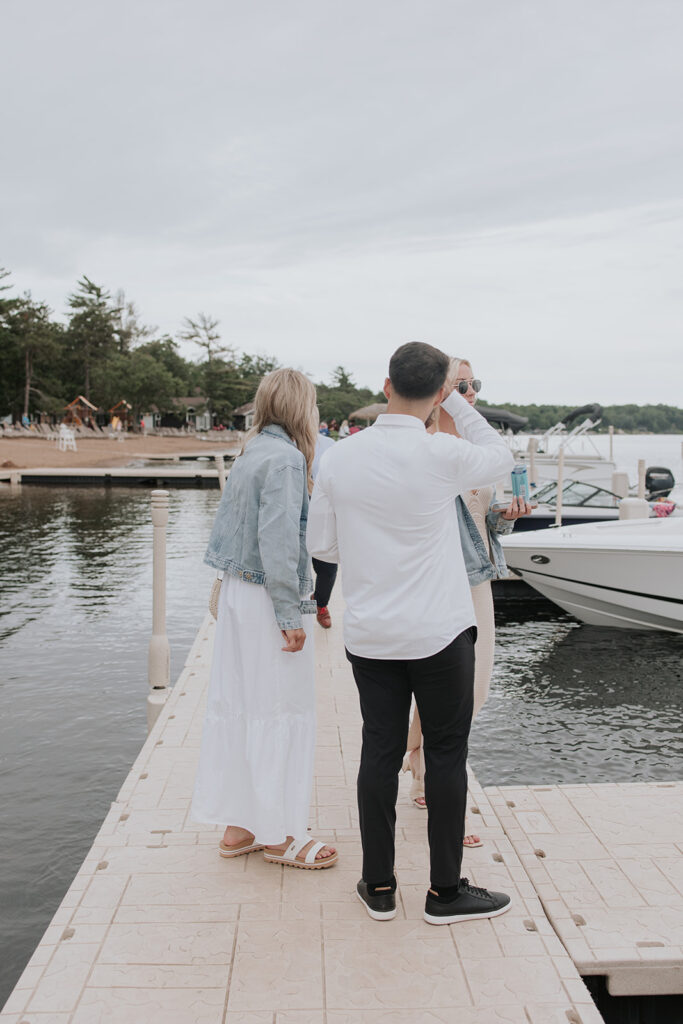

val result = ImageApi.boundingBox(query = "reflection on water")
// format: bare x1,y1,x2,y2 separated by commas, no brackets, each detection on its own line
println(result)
1,485,682,1004
470,592,683,785
0,487,219,1006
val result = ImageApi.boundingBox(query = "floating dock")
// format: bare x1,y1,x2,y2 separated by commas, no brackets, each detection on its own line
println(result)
0,467,226,488
2,588,680,1022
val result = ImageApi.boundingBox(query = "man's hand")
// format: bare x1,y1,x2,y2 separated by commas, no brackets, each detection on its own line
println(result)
281,628,306,652
501,496,533,520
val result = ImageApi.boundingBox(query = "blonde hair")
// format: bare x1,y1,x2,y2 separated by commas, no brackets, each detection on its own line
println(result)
428,356,473,430
244,368,318,491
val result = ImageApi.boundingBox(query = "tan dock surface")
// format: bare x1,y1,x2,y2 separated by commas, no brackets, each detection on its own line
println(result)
1,589,606,1023
487,782,683,996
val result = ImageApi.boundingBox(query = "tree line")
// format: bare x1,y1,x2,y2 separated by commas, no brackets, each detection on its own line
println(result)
477,401,683,434
0,270,382,429
1,268,680,433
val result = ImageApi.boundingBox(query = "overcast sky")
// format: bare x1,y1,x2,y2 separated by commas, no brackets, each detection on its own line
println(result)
3,0,682,404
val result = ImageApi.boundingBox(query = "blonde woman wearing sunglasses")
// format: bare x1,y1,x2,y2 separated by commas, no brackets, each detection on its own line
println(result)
404,358,531,845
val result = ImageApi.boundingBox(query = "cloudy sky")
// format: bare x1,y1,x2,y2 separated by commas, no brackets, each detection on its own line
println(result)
3,0,682,404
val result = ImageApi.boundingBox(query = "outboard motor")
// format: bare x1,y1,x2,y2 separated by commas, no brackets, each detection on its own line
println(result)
645,466,675,499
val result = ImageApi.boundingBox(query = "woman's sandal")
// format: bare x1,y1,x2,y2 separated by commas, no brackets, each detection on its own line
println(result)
463,835,483,849
219,837,264,859
263,836,338,870
403,748,427,808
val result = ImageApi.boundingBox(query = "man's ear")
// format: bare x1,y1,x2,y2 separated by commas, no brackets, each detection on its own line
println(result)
434,385,446,406
383,378,391,400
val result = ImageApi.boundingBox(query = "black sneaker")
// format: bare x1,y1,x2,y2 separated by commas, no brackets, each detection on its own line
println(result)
424,877,511,925
356,879,397,921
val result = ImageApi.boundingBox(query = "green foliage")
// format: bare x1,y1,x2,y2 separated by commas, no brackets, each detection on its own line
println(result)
64,277,120,400
1,266,682,434
478,402,683,433
312,364,386,424
92,350,181,420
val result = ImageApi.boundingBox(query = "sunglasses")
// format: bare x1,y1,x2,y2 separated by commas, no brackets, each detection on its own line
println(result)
456,378,482,395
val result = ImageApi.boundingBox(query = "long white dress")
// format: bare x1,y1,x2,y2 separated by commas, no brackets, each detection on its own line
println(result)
191,574,316,844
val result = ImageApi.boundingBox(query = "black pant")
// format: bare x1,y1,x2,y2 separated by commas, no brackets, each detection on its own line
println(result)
347,627,476,889
312,557,338,608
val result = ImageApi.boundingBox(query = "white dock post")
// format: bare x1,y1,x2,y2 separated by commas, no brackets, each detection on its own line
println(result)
637,458,646,500
215,453,226,492
527,437,538,487
554,447,565,527
609,424,614,461
147,489,170,731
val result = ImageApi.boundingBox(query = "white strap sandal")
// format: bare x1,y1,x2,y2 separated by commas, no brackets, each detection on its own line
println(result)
263,836,338,870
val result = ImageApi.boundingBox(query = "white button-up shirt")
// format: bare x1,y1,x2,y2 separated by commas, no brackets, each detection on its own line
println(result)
306,390,514,659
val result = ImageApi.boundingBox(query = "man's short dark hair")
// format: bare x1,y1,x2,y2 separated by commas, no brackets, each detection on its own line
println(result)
388,342,449,400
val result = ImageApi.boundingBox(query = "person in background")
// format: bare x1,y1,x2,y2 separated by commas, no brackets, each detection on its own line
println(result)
319,421,330,436
308,341,514,925
192,368,337,870
311,431,338,628
348,419,360,434
404,356,532,846
338,419,351,438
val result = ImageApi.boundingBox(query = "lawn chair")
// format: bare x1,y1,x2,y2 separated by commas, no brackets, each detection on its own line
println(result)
58,424,78,452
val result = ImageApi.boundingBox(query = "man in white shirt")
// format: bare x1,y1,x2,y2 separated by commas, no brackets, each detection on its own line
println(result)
307,342,515,925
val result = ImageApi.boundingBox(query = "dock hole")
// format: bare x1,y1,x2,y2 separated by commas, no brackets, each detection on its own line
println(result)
523,919,537,932
571,914,586,927
534,849,546,858
564,1012,581,1024
61,928,75,941
96,861,108,871
471,806,480,814
492,853,504,863
506,800,516,808
636,941,665,948
139,773,148,780
119,813,129,822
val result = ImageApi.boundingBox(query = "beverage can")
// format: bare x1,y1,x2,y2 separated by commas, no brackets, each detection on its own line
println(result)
511,465,529,501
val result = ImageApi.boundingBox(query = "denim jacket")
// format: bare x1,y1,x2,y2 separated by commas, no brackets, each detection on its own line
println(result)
204,425,316,630
456,495,513,585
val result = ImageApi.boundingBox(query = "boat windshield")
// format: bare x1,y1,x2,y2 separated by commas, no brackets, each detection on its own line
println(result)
533,480,621,508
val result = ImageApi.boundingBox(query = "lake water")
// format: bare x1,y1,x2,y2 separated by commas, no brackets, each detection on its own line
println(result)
1,435,682,1005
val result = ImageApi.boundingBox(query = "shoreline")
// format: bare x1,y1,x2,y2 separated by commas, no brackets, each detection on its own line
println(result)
0,435,241,471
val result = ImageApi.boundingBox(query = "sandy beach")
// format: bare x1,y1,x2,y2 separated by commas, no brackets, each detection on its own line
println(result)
0,433,241,470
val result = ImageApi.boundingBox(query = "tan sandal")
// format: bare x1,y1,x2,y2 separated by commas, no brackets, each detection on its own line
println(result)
218,837,264,859
263,836,338,870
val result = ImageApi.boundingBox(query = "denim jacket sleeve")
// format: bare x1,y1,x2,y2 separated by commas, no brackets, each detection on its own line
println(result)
258,462,306,630
486,507,515,536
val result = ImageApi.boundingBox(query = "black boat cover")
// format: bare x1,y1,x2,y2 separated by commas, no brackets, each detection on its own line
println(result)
561,403,603,426
478,406,529,432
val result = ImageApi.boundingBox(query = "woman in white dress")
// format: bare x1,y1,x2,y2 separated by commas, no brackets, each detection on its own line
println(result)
405,357,531,844
192,368,337,869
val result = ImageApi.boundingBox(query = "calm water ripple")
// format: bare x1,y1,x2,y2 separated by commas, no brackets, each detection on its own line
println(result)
1,479,682,1004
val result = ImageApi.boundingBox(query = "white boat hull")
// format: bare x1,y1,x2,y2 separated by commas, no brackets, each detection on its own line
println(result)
502,517,683,633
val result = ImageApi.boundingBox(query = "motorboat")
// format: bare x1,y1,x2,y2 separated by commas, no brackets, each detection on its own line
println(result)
512,478,678,532
510,404,618,490
501,516,683,633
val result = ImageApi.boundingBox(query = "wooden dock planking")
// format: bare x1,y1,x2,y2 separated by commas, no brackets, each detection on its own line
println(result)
0,589,604,1023
486,782,683,996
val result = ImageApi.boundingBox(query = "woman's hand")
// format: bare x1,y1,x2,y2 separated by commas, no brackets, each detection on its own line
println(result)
501,496,533,520
281,628,306,652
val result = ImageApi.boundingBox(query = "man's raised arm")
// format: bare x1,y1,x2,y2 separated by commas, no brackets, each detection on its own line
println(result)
440,388,515,491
